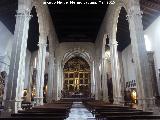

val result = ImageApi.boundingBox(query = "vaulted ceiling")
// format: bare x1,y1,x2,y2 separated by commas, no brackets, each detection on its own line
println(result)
116,7,130,51
140,0,160,30
0,0,17,34
47,1,108,43
0,0,160,52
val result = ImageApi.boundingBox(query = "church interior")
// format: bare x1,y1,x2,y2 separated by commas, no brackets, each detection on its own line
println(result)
0,0,160,119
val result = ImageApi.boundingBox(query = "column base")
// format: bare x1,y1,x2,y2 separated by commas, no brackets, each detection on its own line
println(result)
137,98,155,111
95,91,101,100
4,99,23,113
53,91,60,101
103,97,109,103
113,97,122,105
34,97,44,106
46,97,53,103
103,91,109,102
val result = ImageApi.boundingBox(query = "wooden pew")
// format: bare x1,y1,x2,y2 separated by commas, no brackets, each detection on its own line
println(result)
83,100,160,120
96,111,153,118
0,117,66,120
105,115,160,120
11,101,73,120
21,101,32,110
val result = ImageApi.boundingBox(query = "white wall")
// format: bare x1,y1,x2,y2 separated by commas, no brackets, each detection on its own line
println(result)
24,49,31,89
144,16,160,93
55,42,95,64
121,45,136,88
23,50,38,90
0,21,13,73
55,42,96,98
45,52,49,74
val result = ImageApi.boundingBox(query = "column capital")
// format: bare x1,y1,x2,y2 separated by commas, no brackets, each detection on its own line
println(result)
126,7,143,20
38,41,47,48
16,8,31,18
109,41,118,46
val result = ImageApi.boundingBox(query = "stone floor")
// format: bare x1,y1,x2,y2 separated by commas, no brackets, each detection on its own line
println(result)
66,102,95,120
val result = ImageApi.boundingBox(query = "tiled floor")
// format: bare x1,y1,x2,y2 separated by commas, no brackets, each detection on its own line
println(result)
66,102,95,120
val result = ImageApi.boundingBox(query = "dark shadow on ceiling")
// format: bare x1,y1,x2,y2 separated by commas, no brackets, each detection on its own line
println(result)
0,0,18,34
27,6,39,52
47,0,109,43
116,7,131,51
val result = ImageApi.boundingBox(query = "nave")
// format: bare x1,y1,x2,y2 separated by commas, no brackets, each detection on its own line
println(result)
1,0,160,119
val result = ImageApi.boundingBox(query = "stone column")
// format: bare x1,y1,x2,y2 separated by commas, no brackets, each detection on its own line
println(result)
127,0,153,110
109,41,121,104
57,62,61,100
60,65,64,97
53,62,59,101
47,54,55,103
102,58,109,102
35,38,47,106
4,8,31,113
95,62,102,100
91,61,96,97
26,64,33,102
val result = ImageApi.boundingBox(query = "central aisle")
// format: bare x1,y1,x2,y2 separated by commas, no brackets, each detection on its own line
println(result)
66,102,95,120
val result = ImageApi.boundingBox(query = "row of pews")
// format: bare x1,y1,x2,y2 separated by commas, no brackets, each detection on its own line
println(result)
1,101,73,120
83,100,160,120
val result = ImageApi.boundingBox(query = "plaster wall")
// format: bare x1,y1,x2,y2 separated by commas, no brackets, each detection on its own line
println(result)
144,16,160,93
55,42,96,97
55,42,95,63
24,49,31,89
0,21,13,73
121,44,136,87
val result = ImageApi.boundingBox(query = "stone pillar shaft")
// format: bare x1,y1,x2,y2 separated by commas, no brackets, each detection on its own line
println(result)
95,63,100,100
127,2,153,110
102,58,109,102
91,61,96,97
57,63,61,100
35,40,47,106
54,63,58,100
47,54,55,102
26,65,33,102
4,8,31,113
110,41,121,104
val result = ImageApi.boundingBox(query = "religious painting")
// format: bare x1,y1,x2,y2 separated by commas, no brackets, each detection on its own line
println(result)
65,80,68,84
79,73,83,78
69,73,74,78
85,73,88,78
74,72,78,78
85,79,88,84
64,73,68,78
69,80,74,84
80,79,83,84
69,85,74,91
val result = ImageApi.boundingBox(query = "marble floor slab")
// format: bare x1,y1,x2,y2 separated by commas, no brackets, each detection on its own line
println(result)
66,102,96,120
